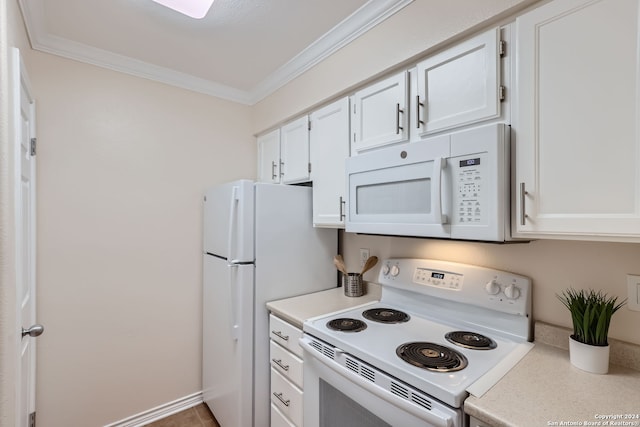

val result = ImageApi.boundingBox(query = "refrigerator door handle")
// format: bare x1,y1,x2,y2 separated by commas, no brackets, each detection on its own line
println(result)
226,185,240,263
228,263,240,341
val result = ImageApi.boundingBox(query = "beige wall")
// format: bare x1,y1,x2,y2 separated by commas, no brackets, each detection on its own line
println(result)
343,235,640,345
252,0,640,347
25,51,254,425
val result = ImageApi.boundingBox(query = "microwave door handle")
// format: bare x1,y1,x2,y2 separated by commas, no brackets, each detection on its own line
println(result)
432,158,448,224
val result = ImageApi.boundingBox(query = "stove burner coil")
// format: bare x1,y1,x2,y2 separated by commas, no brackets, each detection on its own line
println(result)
445,331,497,350
326,318,367,332
362,308,410,324
396,342,468,372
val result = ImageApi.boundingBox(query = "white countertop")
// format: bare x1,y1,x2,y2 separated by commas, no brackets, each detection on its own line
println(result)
465,324,640,427
266,283,381,329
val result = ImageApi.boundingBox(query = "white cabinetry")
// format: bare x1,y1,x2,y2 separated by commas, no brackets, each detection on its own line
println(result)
351,71,408,154
257,116,310,185
309,97,350,228
281,116,310,184
257,129,281,184
514,0,640,241
413,27,503,136
269,314,304,427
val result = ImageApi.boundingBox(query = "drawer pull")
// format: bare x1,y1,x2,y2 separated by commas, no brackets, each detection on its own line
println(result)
272,392,290,407
272,358,290,371
272,330,289,341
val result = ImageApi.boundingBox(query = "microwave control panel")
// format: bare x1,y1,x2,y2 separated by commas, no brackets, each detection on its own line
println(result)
453,154,487,225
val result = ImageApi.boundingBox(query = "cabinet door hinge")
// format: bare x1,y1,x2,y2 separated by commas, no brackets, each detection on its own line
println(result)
353,104,356,115
499,40,506,57
499,86,506,102
308,121,311,131
30,137,37,156
308,162,312,173
29,412,36,427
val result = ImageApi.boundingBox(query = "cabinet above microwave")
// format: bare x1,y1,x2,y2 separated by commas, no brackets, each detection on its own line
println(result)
350,26,510,157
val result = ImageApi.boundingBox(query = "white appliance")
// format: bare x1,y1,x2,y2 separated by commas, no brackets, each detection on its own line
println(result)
202,180,337,427
346,123,511,241
302,258,533,427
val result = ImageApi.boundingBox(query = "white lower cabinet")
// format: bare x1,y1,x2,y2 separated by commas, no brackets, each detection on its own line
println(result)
269,314,304,426
271,403,296,427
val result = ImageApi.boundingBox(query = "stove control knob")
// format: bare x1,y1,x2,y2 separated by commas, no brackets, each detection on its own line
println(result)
485,279,501,295
390,265,400,277
382,264,390,276
504,284,521,300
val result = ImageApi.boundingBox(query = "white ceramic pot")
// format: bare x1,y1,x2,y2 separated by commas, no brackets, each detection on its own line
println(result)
569,336,610,374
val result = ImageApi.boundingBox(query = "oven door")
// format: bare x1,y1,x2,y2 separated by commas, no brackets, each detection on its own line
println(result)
345,135,451,238
301,336,462,427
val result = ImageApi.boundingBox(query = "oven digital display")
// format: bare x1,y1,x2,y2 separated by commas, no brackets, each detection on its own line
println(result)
459,158,480,167
431,272,445,280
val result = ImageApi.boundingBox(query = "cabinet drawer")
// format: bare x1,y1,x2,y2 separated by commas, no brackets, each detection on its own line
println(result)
270,368,303,427
269,315,303,358
271,403,297,427
270,340,303,388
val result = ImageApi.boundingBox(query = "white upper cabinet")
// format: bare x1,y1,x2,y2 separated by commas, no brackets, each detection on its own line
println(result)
280,116,310,184
257,128,281,184
514,0,640,241
309,97,350,228
414,27,502,136
351,71,409,154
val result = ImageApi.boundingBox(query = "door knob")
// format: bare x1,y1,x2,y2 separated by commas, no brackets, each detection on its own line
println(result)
22,324,44,338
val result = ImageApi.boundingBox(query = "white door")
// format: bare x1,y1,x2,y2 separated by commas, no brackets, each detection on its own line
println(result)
280,115,310,184
352,71,409,154
257,129,281,183
514,0,640,241
202,256,254,427
309,97,350,227
415,27,501,135
12,48,40,427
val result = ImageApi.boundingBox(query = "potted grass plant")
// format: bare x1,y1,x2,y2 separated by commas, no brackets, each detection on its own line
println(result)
557,288,626,374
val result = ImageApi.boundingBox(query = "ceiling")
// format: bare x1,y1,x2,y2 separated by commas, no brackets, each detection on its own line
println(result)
18,0,413,104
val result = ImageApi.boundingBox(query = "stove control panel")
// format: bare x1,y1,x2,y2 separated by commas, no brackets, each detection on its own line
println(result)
413,267,463,290
378,258,532,319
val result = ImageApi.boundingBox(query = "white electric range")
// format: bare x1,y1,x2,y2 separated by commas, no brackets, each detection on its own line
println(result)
301,258,533,427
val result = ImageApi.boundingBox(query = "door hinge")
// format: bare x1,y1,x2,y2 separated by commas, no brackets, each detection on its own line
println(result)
499,86,506,102
30,138,37,156
308,162,312,173
29,412,36,427
308,121,311,131
499,40,506,57
353,104,356,115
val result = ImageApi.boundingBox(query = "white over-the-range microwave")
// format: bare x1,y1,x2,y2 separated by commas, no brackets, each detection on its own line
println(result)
345,123,514,242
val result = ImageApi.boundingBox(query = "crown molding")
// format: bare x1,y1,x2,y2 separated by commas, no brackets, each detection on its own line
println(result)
18,0,413,105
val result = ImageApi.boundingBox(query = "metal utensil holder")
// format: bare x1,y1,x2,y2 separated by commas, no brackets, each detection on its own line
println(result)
342,272,365,297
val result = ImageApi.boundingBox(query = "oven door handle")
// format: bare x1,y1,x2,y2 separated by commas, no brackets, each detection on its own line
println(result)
300,336,455,427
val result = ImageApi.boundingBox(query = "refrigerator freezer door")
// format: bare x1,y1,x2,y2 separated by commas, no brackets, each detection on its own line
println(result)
203,255,254,427
203,180,254,262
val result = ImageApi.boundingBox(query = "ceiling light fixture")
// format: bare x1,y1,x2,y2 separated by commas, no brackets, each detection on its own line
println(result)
151,0,214,19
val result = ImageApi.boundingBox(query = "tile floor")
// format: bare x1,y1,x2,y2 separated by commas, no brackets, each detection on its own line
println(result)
145,404,219,427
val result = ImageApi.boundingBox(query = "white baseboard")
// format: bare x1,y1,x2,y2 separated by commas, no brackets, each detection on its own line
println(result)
103,391,203,427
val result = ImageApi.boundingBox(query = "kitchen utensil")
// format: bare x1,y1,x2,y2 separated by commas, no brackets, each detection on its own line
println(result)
333,255,348,275
360,256,378,276
342,273,365,297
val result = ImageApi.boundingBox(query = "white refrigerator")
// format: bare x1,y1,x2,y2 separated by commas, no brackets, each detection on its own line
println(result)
202,180,337,427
